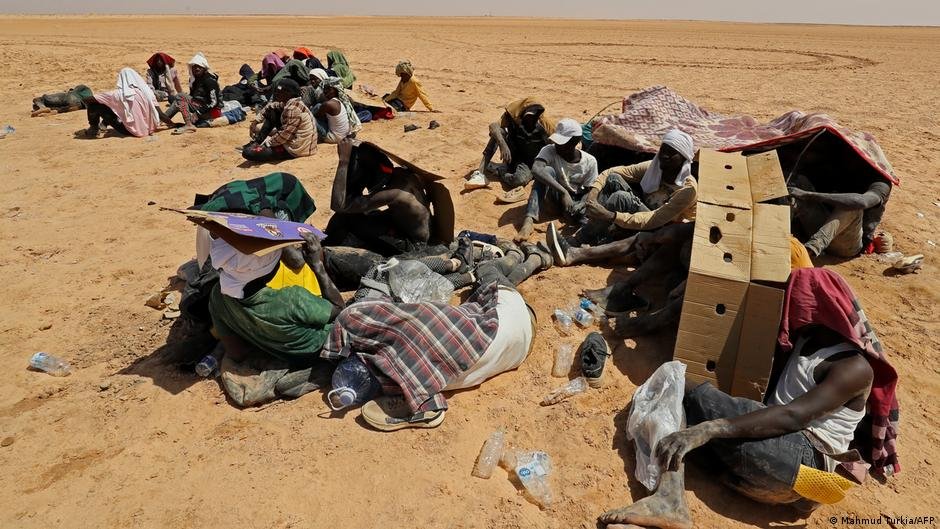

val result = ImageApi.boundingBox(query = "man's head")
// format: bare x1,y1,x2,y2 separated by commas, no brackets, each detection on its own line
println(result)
657,129,695,174
151,55,165,71
549,118,583,157
190,64,206,78
322,78,342,100
274,79,301,103
309,68,328,88
395,60,414,82
520,104,544,132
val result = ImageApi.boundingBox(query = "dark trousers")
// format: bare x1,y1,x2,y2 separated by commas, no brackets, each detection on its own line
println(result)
242,144,293,163
85,102,129,135
577,173,650,245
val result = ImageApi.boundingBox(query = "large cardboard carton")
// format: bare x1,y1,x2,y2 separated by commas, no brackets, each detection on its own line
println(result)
673,149,791,401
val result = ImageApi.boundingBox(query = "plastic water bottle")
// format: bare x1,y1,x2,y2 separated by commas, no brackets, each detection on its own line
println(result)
515,451,553,508
382,258,454,303
573,307,595,327
579,298,599,313
553,309,574,336
552,344,574,377
472,430,506,479
328,355,381,411
541,377,589,406
29,352,71,376
1,125,14,135
195,355,219,377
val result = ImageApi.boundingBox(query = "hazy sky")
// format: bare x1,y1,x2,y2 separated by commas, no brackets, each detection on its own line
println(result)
1,0,938,26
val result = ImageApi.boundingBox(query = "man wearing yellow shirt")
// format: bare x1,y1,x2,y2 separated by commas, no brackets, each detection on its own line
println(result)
382,60,437,112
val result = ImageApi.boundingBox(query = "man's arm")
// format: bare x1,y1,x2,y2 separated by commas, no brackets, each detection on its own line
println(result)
301,233,345,319
415,80,435,111
314,98,339,119
612,179,696,231
789,182,888,210
331,139,354,212
489,122,511,165
657,354,873,471
531,159,570,196
265,105,302,148
172,71,183,94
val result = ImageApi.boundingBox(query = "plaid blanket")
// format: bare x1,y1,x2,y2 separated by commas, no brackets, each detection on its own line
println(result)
593,86,898,185
778,268,900,479
321,282,500,413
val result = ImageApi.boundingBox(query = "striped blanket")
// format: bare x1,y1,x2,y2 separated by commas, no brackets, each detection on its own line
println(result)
592,85,898,185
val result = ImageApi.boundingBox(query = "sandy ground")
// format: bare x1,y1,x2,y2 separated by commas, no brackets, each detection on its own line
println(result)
1,15,939,529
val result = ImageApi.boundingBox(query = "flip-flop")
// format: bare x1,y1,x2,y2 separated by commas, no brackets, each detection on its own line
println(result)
172,126,196,135
496,186,528,204
892,254,924,274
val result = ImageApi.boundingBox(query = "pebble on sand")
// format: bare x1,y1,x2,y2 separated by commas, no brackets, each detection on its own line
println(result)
1,436,14,447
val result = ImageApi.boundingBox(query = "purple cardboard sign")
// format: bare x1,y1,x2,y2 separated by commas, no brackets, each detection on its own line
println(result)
166,209,325,255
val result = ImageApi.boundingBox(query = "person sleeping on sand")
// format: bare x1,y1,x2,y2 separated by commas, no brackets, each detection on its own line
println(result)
163,53,222,134
465,97,555,192
382,60,436,112
145,52,183,102
242,79,317,163
33,84,93,116
598,267,896,529
82,67,167,138
321,258,536,431
323,138,433,256
515,118,599,242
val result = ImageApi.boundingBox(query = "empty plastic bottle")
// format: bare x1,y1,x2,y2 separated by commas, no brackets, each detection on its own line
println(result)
472,429,506,479
541,377,589,406
514,451,553,508
573,307,595,327
580,298,599,313
29,352,71,377
328,355,381,411
195,355,219,377
382,258,454,303
552,343,574,377
1,125,14,135
553,309,574,336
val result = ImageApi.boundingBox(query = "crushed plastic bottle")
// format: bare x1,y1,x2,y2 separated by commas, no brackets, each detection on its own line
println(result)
195,354,219,377
514,451,553,508
472,430,506,479
541,377,589,406
328,355,381,411
29,352,71,376
553,309,574,336
1,125,14,136
381,258,454,303
572,307,595,327
552,343,574,377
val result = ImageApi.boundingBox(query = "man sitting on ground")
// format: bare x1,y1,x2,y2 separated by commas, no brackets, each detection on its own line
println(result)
83,68,165,138
145,52,183,102
242,79,316,163
382,60,435,112
323,138,433,256
598,267,897,528
516,118,599,241
312,78,355,144
321,256,536,431
466,97,555,191
163,53,222,134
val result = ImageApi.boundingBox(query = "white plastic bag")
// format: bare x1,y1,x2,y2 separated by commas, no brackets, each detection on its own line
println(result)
381,258,454,303
626,360,686,491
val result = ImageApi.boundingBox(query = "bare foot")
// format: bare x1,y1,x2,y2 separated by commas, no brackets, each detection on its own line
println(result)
607,314,651,338
599,492,692,529
83,127,103,138
582,286,613,308
514,218,534,242
172,125,196,135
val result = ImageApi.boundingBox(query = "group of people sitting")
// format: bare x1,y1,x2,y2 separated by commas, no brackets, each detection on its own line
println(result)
146,83,898,528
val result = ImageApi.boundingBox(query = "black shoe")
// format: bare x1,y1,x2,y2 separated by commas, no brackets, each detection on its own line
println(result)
546,222,571,266
521,242,553,270
451,236,474,273
579,332,610,388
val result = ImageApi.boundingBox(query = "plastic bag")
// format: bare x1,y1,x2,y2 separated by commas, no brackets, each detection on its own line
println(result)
626,360,686,491
381,258,454,303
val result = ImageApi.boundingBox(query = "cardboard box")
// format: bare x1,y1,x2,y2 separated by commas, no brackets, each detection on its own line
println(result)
673,149,791,401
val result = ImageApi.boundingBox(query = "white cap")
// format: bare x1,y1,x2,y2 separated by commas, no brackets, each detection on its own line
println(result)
549,118,582,144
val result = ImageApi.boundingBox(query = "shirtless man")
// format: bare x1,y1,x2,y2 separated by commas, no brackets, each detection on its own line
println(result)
601,324,874,528
324,138,432,256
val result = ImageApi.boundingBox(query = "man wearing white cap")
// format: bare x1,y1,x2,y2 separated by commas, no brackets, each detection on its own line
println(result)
515,117,598,242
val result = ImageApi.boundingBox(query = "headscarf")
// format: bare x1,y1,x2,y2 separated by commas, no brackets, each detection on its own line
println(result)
639,128,695,194
261,52,285,81
322,77,362,133
187,52,214,88
504,97,556,134
209,237,282,299
294,47,315,59
146,52,175,70
326,50,356,89
115,67,159,126
395,60,414,77
309,68,328,82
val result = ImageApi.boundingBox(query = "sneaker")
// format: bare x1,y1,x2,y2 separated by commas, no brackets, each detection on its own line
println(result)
579,332,610,388
520,242,553,271
464,170,489,191
546,222,571,266
451,236,474,272
361,395,446,431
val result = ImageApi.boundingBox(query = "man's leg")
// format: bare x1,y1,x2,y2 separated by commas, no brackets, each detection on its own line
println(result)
599,465,692,529
566,235,639,266
806,208,863,258
85,101,104,134
516,181,546,241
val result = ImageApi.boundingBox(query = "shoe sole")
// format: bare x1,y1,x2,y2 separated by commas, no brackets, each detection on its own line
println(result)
586,376,604,389
546,222,567,266
362,411,446,432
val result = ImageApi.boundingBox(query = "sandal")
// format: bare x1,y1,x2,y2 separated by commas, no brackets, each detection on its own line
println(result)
496,186,529,204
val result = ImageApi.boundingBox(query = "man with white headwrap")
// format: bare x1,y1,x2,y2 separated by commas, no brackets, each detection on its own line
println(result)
83,67,163,138
163,52,222,134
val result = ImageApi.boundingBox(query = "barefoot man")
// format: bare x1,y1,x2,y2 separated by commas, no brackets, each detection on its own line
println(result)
599,268,901,528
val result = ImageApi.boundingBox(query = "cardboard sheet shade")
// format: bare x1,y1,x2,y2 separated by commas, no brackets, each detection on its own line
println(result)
673,149,791,401
165,209,325,256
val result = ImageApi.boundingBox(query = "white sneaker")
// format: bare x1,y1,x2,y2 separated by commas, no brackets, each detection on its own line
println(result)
463,170,489,190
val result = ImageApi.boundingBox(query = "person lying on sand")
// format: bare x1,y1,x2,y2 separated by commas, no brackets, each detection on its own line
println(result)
599,267,893,529
785,140,892,258
515,118,598,242
242,79,317,163
145,52,182,103
465,97,555,191
321,258,536,431
32,84,93,117
82,68,166,138
382,60,436,112
163,53,222,134
323,138,433,256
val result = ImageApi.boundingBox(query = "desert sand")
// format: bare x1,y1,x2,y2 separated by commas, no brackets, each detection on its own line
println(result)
0,15,938,529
